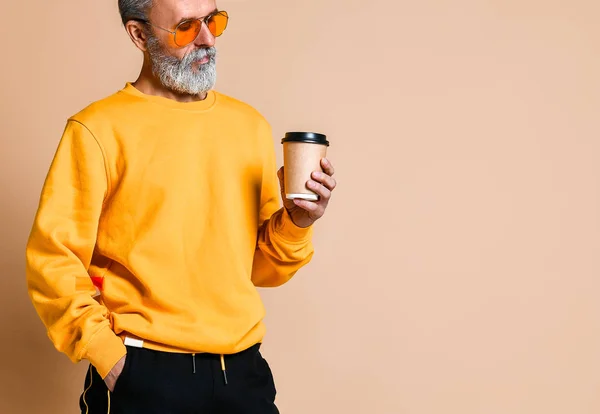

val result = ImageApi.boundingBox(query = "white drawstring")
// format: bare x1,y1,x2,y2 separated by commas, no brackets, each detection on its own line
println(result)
82,365,93,414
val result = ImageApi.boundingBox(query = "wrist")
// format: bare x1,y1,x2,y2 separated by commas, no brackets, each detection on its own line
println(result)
275,208,313,241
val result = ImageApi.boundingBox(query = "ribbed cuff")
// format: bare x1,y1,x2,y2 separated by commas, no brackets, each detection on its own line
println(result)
274,208,313,242
83,326,127,379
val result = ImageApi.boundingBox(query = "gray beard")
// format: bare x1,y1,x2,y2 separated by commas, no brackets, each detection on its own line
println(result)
146,35,217,96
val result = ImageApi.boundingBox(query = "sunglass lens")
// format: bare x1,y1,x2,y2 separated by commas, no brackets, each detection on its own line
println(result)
175,19,202,46
208,11,228,37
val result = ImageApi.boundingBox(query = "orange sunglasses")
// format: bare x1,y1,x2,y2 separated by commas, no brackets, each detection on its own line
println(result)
137,10,229,47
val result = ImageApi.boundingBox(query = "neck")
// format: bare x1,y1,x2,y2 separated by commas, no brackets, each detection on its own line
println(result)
132,56,208,103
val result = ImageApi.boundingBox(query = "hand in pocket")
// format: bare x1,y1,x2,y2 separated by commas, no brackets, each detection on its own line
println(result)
104,355,127,392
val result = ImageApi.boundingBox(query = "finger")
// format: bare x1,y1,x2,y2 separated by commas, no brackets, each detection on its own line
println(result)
277,167,284,180
307,180,332,200
321,158,335,176
293,198,321,213
311,171,336,192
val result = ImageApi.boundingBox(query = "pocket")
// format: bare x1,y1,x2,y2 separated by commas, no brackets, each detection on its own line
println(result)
112,350,132,394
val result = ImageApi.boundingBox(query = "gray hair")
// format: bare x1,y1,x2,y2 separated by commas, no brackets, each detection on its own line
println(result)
118,0,153,25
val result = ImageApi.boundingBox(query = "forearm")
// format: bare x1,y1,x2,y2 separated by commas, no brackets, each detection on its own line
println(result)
251,207,314,287
26,220,127,378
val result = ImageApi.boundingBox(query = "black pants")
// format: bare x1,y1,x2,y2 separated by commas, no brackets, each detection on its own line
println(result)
79,343,279,414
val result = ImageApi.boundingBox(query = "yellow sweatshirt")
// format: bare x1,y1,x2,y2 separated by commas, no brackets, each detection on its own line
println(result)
25,83,314,379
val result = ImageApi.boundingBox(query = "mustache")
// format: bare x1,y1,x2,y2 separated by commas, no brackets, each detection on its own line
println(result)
183,47,217,64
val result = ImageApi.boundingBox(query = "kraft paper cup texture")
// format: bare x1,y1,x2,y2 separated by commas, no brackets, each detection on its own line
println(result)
281,132,329,201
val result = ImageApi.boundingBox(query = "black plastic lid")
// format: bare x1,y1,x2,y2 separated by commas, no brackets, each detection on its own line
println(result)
281,132,329,146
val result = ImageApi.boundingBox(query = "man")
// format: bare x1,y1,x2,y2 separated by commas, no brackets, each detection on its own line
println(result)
25,0,336,412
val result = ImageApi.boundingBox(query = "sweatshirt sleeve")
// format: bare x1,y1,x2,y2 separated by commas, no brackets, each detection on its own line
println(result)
25,120,126,379
251,120,315,288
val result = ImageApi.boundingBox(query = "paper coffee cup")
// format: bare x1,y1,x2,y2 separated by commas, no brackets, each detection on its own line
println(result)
281,132,330,201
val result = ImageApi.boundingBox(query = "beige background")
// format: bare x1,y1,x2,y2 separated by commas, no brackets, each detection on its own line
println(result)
1,0,600,413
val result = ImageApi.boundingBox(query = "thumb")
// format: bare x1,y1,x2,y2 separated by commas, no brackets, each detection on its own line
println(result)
277,167,295,210
277,167,285,190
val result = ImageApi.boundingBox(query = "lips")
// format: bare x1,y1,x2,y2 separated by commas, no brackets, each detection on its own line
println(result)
186,48,216,68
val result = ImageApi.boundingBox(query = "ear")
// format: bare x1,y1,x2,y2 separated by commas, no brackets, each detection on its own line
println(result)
125,20,150,52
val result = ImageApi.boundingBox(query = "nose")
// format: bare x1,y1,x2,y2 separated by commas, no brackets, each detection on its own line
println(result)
193,21,215,48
